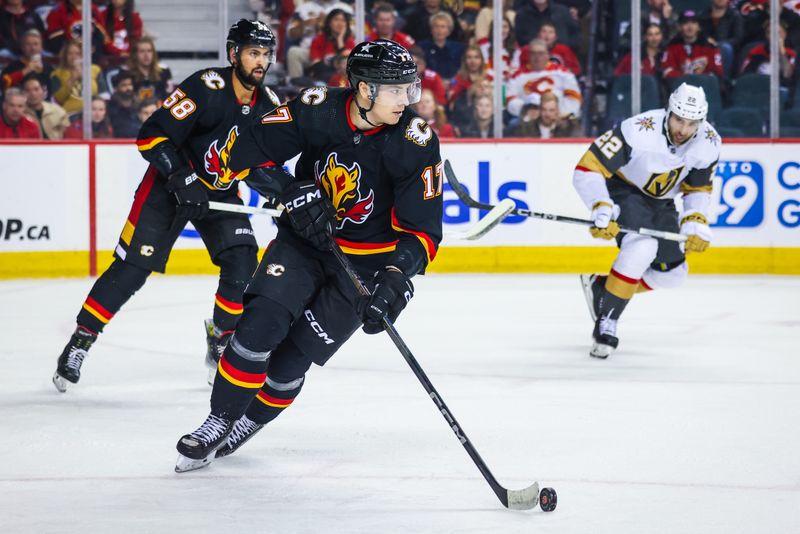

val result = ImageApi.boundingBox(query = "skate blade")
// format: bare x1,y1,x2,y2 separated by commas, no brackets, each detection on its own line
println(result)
175,452,216,473
590,342,614,359
52,372,69,393
579,274,598,322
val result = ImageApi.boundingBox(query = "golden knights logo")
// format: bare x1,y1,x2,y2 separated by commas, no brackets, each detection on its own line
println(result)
635,116,655,131
315,153,374,228
643,165,685,197
705,128,719,145
204,126,248,189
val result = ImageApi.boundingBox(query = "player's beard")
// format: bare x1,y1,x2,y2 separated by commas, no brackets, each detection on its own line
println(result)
234,62,266,89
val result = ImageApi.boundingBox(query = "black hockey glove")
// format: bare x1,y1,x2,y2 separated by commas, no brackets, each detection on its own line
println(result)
279,180,337,251
165,169,209,220
360,267,414,334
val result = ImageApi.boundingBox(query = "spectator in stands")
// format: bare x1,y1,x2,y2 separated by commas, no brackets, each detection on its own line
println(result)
448,45,489,120
107,70,140,137
643,0,677,41
50,40,109,115
474,0,515,43
101,0,144,62
509,91,576,138
419,12,465,81
22,73,69,140
64,95,114,139
477,14,521,82
368,3,415,50
0,0,46,59
459,93,495,138
308,8,355,82
411,45,447,105
327,54,349,87
413,87,457,137
45,0,108,58
285,1,326,80
614,23,664,76
506,39,582,118
740,21,796,85
698,0,743,80
515,0,579,50
0,87,41,138
1,29,53,93
536,21,581,75
404,0,464,43
125,36,173,103
136,97,157,124
661,10,723,80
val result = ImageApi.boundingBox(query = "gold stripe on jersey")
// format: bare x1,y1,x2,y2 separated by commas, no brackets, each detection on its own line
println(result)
680,182,713,193
642,166,685,198
136,136,168,151
576,150,613,178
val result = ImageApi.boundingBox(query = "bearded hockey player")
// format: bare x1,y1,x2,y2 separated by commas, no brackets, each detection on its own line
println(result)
53,20,283,392
173,39,443,472
574,83,720,359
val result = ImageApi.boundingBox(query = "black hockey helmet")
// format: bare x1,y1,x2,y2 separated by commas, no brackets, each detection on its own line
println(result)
347,39,418,90
226,19,276,62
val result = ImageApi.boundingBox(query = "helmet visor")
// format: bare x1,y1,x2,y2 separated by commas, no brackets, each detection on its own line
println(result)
373,78,422,106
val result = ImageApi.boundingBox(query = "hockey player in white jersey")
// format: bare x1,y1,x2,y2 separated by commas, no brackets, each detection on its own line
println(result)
573,83,720,358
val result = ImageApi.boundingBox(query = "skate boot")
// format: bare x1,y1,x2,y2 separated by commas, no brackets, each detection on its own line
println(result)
579,274,606,322
175,413,234,473
53,327,97,392
204,319,232,386
216,414,264,458
590,315,619,359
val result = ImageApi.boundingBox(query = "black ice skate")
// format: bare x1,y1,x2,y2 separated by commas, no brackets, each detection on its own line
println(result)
579,274,606,322
590,315,619,359
52,327,97,392
175,414,234,473
204,319,232,386
216,414,264,458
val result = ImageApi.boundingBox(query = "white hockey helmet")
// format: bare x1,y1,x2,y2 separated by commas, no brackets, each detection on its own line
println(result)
668,83,708,121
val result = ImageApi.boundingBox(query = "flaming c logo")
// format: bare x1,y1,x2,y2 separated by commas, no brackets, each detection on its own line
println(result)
204,126,249,190
315,153,374,228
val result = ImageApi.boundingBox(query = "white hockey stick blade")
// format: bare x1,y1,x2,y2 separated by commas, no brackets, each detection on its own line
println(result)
444,198,516,241
208,201,283,218
506,481,541,510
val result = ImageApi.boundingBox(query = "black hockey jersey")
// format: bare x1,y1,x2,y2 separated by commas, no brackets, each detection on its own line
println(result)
136,66,281,198
229,87,443,275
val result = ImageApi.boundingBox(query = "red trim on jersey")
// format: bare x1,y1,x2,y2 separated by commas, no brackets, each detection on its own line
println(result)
214,293,243,312
334,237,399,250
575,165,592,172
127,166,157,225
345,94,387,136
391,209,437,262
610,269,640,285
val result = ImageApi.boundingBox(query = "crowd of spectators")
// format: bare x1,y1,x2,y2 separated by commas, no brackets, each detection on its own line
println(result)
4,0,800,139
0,0,167,139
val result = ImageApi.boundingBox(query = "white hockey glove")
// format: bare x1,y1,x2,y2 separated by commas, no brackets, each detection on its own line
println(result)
589,201,621,240
680,211,712,253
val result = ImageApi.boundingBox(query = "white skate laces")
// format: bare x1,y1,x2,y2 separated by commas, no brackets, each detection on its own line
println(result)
184,414,231,446
65,347,88,371
227,415,260,446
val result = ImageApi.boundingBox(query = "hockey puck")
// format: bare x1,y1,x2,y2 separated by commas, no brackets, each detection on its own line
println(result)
539,487,557,512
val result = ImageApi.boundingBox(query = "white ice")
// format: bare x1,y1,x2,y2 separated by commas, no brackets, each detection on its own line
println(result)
1,274,799,533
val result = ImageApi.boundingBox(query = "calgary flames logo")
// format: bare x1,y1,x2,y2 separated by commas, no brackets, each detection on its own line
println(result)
315,153,374,228
204,126,247,190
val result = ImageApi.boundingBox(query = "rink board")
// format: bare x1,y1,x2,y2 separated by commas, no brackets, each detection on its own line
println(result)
1,139,799,277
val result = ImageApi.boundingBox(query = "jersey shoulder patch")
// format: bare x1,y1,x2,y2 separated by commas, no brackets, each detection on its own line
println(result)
199,69,226,90
264,86,281,107
620,109,666,151
404,116,435,147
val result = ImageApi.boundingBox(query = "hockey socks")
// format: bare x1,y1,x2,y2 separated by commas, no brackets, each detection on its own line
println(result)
212,246,256,332
76,259,150,333
210,335,271,421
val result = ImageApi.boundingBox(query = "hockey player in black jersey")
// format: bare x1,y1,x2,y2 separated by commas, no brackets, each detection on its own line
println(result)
53,20,284,392
174,40,444,472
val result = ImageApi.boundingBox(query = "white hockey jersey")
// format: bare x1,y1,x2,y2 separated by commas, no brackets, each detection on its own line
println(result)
506,63,582,118
575,109,721,200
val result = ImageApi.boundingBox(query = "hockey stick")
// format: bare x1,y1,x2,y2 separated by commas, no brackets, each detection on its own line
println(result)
443,160,687,243
328,236,546,511
208,199,515,241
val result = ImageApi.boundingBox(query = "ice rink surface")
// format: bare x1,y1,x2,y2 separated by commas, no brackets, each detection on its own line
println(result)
1,273,799,533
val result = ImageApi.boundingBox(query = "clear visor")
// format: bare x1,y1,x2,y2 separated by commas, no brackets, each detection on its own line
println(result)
373,78,422,106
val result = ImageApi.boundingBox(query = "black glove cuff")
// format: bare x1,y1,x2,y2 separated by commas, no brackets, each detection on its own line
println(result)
165,169,198,192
